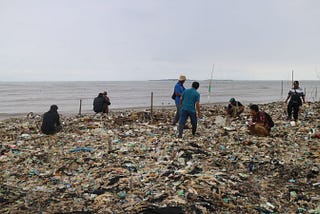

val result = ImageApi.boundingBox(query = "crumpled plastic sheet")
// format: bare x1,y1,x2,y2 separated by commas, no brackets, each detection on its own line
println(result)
0,102,319,213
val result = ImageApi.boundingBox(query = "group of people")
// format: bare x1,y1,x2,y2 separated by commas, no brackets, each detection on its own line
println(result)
93,91,111,114
41,91,111,135
172,76,306,138
40,78,306,137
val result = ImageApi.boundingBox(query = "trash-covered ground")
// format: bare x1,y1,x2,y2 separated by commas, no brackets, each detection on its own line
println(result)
1,102,319,214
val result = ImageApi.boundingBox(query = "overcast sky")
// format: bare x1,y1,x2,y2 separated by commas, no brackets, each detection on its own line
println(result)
0,0,319,81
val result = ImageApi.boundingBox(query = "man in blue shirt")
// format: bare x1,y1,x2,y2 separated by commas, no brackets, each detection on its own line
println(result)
178,81,201,138
172,75,186,125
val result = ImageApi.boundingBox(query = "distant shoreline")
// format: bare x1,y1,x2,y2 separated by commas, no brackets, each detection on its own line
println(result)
0,102,230,121
1,79,319,83
0,101,273,121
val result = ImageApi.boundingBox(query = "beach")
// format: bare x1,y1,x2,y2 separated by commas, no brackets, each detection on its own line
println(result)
0,102,319,213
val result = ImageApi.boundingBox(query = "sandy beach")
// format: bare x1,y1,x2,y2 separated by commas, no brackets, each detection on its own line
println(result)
0,102,319,213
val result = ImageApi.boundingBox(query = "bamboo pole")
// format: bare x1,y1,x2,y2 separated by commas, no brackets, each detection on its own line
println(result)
150,92,153,122
281,80,284,98
208,64,214,103
79,99,82,115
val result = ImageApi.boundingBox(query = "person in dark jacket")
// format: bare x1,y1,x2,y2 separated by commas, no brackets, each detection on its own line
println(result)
41,105,62,135
93,93,107,113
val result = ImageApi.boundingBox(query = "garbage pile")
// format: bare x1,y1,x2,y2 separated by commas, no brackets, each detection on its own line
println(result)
1,102,319,213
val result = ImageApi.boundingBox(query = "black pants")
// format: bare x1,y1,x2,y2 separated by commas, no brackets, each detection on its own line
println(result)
287,102,300,121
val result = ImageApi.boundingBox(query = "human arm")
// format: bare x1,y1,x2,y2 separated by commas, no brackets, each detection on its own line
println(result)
301,94,306,103
105,96,111,105
174,83,184,98
284,94,290,103
56,113,61,126
195,102,201,118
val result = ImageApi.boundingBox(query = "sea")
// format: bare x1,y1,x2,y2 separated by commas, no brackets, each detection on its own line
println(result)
0,80,319,120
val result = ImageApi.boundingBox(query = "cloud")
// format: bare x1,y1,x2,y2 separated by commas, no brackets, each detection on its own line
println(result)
0,0,319,81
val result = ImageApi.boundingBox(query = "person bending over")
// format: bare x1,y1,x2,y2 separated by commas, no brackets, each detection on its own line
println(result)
225,97,244,117
247,104,273,137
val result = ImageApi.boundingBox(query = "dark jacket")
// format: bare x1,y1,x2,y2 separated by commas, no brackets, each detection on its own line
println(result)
93,95,107,113
41,110,61,135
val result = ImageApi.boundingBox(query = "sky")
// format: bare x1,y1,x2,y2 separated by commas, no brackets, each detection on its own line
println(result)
0,0,320,81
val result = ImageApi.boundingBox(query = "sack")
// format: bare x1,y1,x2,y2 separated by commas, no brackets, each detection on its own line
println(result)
171,91,176,100
265,112,274,127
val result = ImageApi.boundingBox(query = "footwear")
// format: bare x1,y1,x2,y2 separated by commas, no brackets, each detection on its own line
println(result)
183,125,189,129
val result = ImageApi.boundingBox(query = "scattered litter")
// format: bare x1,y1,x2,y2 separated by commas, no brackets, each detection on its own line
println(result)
0,102,319,213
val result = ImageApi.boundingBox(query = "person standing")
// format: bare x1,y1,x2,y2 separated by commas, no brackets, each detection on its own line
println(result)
172,75,186,125
102,91,111,114
41,105,62,135
178,81,201,138
284,81,305,121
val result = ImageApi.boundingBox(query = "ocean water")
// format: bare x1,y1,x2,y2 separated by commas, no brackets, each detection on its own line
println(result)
0,80,319,118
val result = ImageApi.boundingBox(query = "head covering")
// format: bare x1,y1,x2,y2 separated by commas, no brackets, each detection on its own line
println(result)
179,75,186,81
229,98,236,103
50,105,58,111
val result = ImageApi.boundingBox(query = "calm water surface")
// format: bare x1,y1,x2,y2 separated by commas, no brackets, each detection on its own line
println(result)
0,80,319,117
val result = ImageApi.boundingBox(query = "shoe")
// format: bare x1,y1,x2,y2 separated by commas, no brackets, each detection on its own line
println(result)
183,125,189,129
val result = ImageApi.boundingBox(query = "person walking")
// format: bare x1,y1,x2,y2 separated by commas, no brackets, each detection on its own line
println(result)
172,75,186,125
284,81,305,121
178,81,201,138
41,105,62,135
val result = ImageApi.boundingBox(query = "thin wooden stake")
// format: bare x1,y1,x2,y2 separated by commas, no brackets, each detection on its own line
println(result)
79,99,82,115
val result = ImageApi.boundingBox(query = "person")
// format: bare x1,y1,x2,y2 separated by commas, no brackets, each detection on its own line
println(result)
247,104,272,137
178,81,201,138
284,81,305,121
93,93,107,113
225,98,244,117
41,105,62,135
172,75,186,125
102,91,111,114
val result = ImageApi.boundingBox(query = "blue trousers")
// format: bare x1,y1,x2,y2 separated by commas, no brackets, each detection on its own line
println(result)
178,110,197,137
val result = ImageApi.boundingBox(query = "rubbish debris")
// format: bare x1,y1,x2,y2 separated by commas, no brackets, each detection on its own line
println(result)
0,102,319,213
